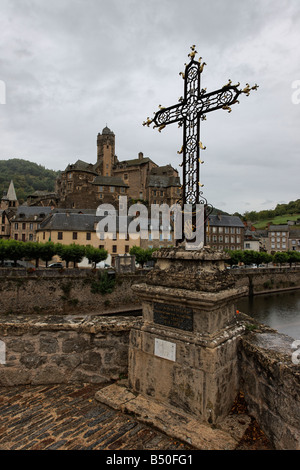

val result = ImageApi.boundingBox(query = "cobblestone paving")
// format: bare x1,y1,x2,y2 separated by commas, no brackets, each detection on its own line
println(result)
0,383,195,451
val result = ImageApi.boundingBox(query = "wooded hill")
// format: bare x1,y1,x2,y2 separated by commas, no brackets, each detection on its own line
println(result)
0,159,59,203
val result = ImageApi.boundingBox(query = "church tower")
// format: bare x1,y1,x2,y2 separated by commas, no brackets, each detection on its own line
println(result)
1,180,19,210
96,126,116,176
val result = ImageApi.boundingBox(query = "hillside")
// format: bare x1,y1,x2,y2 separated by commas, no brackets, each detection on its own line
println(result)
243,199,300,228
0,159,60,203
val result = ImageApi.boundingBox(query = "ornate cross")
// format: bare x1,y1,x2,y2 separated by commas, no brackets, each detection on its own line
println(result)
143,45,258,213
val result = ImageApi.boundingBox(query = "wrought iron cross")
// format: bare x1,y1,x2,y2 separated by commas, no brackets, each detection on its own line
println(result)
143,45,258,211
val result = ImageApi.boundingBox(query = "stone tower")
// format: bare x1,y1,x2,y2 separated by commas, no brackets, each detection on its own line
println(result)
1,180,18,210
96,126,116,176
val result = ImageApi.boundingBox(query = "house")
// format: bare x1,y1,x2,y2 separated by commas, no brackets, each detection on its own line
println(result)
11,206,53,242
206,214,245,251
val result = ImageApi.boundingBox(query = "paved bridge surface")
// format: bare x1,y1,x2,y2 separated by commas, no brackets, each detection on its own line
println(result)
0,382,272,451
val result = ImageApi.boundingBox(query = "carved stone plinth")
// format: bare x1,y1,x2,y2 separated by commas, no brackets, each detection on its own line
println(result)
128,247,248,424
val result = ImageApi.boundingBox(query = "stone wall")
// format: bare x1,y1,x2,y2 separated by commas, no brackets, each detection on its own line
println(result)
238,320,300,450
233,266,300,295
0,269,144,315
0,315,141,386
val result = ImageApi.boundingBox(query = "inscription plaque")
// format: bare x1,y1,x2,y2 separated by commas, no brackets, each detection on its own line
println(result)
153,302,193,331
154,338,176,362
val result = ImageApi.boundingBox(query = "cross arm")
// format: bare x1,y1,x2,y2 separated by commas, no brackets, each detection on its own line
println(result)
143,101,184,132
199,82,258,116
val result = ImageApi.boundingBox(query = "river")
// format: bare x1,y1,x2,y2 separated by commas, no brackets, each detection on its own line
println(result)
237,289,300,341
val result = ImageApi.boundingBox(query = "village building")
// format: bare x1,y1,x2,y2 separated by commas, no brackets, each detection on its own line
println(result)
11,206,53,242
206,214,245,251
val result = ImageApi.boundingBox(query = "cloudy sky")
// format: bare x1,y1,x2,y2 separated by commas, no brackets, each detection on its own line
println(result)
0,0,299,214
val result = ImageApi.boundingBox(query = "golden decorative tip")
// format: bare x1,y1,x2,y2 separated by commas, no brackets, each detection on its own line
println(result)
177,146,183,155
158,104,165,110
199,141,206,150
222,105,232,113
198,182,204,187
199,159,204,164
158,124,166,132
143,117,153,127
179,71,185,79
199,62,206,73
222,79,232,89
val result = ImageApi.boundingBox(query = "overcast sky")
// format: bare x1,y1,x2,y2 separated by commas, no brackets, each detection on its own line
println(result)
0,0,299,214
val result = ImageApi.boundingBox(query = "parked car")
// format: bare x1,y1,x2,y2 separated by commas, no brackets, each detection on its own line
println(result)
48,263,63,268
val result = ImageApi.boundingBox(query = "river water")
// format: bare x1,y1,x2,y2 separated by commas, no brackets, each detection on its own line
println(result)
237,290,300,341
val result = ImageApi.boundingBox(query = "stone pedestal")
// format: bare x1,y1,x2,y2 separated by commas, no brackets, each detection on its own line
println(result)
128,247,248,424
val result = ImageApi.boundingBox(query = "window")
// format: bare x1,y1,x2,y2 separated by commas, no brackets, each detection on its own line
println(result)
99,186,103,192
245,243,251,249
1,226,4,232
22,234,26,242
15,223,18,230
124,174,128,180
29,234,33,241
230,227,235,234
99,245,104,250
112,245,117,253
219,235,223,242
125,245,129,253
22,223,26,230
14,234,18,240
58,232,63,240
73,232,78,240
110,186,115,193
212,227,217,233
121,187,125,193
225,227,229,234
236,228,241,234
29,223,33,230
86,232,91,241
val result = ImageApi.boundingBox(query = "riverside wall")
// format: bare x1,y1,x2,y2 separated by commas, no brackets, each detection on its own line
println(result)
0,266,300,316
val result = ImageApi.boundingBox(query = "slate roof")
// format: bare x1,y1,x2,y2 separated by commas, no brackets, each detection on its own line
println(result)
115,157,153,167
92,176,128,187
39,213,135,232
147,175,181,188
14,206,52,221
208,215,245,228
65,160,98,174
2,180,17,201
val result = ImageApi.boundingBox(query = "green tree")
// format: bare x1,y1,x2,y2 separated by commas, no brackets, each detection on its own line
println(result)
59,244,86,268
286,251,300,267
5,239,26,266
129,246,158,268
39,241,56,267
85,245,108,268
273,251,289,267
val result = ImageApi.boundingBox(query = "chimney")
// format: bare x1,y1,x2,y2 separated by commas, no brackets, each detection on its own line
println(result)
138,152,143,160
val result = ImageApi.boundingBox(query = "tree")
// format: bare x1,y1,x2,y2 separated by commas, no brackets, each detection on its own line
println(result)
286,251,300,267
59,244,86,268
39,241,56,267
85,245,108,268
5,239,26,266
273,251,289,267
23,241,42,268
129,246,158,268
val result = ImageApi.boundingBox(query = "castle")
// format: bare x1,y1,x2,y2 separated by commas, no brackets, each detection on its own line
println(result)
53,126,182,210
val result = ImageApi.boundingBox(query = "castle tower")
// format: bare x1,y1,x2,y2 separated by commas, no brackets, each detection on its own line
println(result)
96,126,116,176
1,180,18,210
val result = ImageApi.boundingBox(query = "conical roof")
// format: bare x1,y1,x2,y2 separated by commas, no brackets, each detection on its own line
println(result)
6,180,17,201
